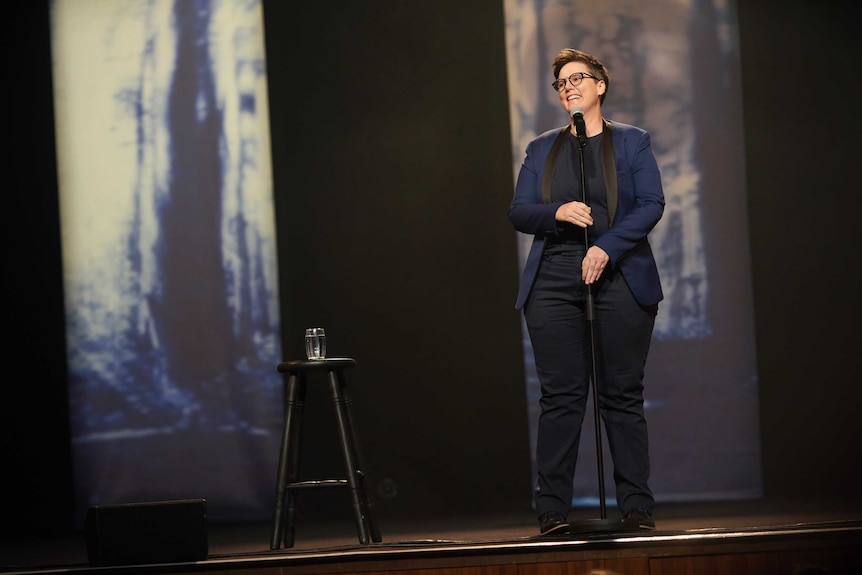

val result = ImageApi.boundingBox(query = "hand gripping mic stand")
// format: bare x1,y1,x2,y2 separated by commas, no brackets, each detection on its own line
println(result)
567,116,641,534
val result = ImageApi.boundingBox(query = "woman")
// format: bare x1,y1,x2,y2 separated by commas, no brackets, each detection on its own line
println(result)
509,48,665,535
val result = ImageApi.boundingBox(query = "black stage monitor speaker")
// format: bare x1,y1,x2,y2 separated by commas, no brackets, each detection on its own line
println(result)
84,498,208,566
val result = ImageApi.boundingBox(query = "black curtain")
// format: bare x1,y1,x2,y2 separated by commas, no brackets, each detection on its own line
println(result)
262,0,531,521
737,0,862,499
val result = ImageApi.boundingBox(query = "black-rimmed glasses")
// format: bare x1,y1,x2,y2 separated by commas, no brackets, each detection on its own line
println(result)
551,72,598,92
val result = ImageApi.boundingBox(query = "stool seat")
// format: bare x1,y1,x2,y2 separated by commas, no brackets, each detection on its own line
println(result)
270,356,381,549
277,357,356,372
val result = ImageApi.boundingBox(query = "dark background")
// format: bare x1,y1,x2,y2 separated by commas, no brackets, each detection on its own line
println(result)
2,0,860,538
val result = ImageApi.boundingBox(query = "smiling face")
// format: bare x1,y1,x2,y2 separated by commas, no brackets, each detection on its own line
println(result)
556,61,606,118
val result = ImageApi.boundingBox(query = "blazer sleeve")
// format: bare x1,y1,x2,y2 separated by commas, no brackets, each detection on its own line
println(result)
508,130,565,237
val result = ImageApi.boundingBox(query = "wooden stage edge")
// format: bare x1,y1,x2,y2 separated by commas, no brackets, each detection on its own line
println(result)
4,519,862,575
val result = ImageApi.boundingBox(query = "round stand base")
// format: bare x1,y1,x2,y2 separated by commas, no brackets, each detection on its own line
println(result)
567,517,645,534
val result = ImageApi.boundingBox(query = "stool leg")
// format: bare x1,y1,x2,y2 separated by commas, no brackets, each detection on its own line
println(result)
284,374,306,549
365,482,383,543
328,368,378,544
271,372,305,549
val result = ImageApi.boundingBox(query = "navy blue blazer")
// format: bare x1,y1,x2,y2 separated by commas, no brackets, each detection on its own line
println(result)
509,120,665,310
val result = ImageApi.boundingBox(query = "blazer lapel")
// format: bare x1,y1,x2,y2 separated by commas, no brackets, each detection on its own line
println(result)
601,119,617,226
541,127,569,204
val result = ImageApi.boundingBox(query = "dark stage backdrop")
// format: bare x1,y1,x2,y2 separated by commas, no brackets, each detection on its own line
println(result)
2,0,861,537
262,0,531,519
736,0,862,501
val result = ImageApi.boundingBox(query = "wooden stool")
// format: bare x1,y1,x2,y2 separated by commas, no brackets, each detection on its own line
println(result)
270,357,381,549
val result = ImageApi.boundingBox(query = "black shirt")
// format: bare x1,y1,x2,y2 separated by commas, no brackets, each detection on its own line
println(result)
549,131,609,246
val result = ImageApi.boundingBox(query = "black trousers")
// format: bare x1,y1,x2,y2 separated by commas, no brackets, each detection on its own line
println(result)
524,244,656,518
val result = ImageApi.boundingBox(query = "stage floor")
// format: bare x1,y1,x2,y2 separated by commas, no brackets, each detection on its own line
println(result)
2,497,861,574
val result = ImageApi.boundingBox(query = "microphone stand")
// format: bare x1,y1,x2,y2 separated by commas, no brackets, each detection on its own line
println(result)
567,121,639,534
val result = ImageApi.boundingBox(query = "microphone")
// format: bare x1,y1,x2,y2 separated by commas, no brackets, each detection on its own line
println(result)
570,106,588,148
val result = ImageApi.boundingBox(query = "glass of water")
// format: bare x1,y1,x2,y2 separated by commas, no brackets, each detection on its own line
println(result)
305,327,326,360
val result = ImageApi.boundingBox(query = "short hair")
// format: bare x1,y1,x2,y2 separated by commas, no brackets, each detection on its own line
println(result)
552,48,610,104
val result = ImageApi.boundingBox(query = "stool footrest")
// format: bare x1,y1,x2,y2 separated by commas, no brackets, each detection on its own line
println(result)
287,479,348,490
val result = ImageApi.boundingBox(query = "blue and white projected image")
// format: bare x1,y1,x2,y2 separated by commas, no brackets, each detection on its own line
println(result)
504,0,762,505
50,0,281,522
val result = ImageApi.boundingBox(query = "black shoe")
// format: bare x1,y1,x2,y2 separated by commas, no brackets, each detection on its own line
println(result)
538,511,570,536
623,508,655,530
